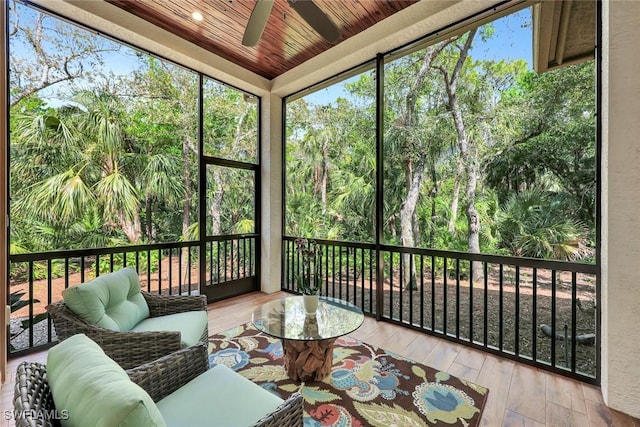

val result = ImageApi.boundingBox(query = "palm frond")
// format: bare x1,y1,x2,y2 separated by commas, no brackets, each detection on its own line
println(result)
142,154,184,205
94,170,139,222
16,169,94,224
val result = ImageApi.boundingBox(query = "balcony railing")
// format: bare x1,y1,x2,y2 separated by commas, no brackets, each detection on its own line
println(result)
7,234,257,356
282,236,598,384
9,235,598,384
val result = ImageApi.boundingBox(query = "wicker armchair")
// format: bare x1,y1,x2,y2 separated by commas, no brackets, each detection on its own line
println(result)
13,362,58,427
48,291,208,370
128,344,304,427
13,344,303,427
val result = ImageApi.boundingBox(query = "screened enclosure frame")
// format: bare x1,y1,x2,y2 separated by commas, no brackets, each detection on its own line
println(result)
5,0,263,357
281,0,602,385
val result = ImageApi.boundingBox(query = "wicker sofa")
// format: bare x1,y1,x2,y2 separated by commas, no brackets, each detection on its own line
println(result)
47,266,208,369
13,335,303,427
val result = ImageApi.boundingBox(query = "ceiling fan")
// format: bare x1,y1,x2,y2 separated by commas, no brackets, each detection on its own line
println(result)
242,0,341,47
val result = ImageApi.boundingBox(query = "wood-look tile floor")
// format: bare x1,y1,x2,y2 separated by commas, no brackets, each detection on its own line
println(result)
2,291,638,427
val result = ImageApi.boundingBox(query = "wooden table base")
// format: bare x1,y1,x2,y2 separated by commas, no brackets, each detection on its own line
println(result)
282,338,336,381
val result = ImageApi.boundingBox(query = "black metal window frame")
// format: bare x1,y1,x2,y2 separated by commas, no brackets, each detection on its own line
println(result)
5,1,262,353
281,0,601,385
198,71,262,300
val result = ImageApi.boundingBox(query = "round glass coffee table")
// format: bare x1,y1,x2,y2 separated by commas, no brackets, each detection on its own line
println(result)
252,296,364,381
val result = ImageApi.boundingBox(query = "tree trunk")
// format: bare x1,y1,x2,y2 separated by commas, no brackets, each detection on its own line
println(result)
400,157,425,290
429,161,438,248
448,159,463,235
119,210,141,243
321,136,329,215
181,135,193,285
438,29,483,282
106,161,141,243
397,40,454,290
145,195,153,241
465,147,483,282
210,168,223,235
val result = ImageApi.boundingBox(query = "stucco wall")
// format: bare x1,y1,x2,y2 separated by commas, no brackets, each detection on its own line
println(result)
260,95,283,294
601,0,640,418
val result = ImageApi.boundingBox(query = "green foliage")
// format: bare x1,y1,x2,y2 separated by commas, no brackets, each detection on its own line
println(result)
284,12,595,264
235,219,255,234
9,2,258,256
485,62,596,230
97,250,162,275
294,238,323,295
8,2,596,270
285,92,376,243
496,188,592,260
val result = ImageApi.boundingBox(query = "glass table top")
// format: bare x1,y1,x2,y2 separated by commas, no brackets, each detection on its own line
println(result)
252,296,364,341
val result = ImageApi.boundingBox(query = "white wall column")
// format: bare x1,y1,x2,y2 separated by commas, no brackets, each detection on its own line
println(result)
601,0,640,418
259,94,283,293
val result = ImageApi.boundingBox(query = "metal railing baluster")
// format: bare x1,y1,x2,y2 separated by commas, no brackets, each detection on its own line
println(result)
7,235,599,384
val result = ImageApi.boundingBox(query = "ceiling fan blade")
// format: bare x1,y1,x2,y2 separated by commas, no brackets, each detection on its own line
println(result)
242,0,274,47
288,0,340,43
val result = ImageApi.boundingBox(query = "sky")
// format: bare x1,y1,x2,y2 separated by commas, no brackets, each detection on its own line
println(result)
11,2,531,108
470,8,532,67
9,2,139,107
303,7,533,106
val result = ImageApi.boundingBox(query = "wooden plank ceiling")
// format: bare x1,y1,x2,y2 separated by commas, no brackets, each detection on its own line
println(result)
107,0,418,80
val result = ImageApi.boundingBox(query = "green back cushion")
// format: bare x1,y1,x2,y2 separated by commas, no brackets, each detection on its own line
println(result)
47,334,166,427
62,267,149,331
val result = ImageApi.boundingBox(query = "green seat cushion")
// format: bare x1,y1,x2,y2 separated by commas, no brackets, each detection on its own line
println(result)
130,311,208,347
157,364,283,427
62,267,150,331
47,334,166,427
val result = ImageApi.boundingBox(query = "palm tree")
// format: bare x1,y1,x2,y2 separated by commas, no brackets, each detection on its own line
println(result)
12,91,142,246
497,188,592,261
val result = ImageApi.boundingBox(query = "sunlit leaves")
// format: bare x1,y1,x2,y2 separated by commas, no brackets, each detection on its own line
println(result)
497,188,592,261
18,169,94,225
73,91,125,159
142,154,184,206
9,1,259,253
235,219,255,234
94,170,139,223
285,13,594,264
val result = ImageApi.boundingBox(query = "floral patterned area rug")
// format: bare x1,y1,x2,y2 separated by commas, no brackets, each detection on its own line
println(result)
208,322,489,427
